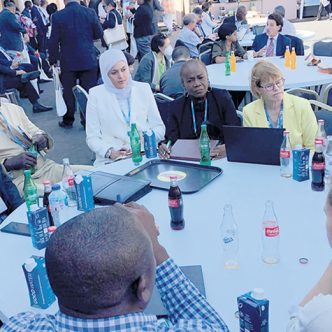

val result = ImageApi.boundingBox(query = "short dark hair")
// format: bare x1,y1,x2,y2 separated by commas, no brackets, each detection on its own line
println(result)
24,0,32,7
172,46,190,62
123,50,135,66
4,0,15,8
193,7,203,15
46,3,58,15
151,33,168,53
202,2,210,12
103,0,116,7
217,23,237,41
45,206,154,315
268,12,283,31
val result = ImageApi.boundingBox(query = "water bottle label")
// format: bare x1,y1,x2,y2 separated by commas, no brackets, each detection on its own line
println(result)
265,226,279,237
312,162,325,170
223,236,234,244
280,149,290,158
168,199,179,208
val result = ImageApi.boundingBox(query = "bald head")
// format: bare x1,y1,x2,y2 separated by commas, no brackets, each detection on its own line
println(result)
45,206,155,318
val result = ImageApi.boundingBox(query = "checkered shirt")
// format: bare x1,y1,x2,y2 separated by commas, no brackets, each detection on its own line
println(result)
2,259,229,331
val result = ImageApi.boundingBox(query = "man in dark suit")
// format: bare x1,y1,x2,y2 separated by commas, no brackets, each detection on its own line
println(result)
31,0,49,53
0,1,26,52
252,13,291,57
48,0,103,128
223,5,247,30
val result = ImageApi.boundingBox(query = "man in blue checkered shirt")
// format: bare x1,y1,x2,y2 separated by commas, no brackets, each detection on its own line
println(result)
2,203,229,332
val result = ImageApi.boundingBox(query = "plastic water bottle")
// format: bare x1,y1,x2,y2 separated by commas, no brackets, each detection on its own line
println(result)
225,51,231,76
230,51,236,72
48,184,66,227
261,200,280,264
280,130,292,177
23,170,39,212
130,123,142,165
62,158,77,207
199,124,211,166
220,204,239,269
290,47,296,70
14,51,24,64
284,45,291,68
325,136,332,186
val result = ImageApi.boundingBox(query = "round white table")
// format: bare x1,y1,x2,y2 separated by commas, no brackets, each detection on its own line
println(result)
0,158,330,332
207,56,332,91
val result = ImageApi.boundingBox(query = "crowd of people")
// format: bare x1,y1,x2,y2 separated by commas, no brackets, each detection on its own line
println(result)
0,0,331,331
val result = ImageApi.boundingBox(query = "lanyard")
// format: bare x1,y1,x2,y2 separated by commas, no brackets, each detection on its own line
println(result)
118,98,131,135
264,105,284,129
191,99,208,137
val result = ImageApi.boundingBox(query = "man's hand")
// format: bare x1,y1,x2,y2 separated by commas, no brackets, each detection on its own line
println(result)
32,134,48,151
4,152,37,171
122,202,169,265
210,144,226,160
15,70,26,76
254,46,266,58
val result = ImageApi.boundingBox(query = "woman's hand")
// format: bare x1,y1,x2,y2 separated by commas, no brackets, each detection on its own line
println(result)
111,148,131,161
158,143,171,160
210,144,226,160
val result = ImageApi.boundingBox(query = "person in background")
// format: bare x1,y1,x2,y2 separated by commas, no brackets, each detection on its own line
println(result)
273,5,296,37
123,50,135,74
287,187,332,331
48,0,103,129
200,2,217,36
22,0,33,19
161,0,174,34
150,0,164,34
176,14,202,58
223,5,247,31
31,0,49,53
0,166,23,223
252,13,291,57
159,59,240,159
134,33,172,91
212,23,246,63
1,203,230,331
134,0,154,61
122,0,136,53
160,45,190,98
86,49,165,166
243,61,318,150
316,0,332,20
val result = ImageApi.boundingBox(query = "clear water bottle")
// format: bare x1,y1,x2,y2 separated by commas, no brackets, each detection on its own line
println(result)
325,136,332,186
262,200,280,264
280,130,292,177
14,51,24,64
62,158,77,207
220,204,239,269
316,119,327,151
48,184,66,227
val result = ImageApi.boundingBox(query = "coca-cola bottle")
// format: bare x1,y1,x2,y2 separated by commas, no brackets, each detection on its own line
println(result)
311,139,325,192
168,176,184,230
316,119,327,151
261,200,280,264
43,180,54,227
280,130,292,177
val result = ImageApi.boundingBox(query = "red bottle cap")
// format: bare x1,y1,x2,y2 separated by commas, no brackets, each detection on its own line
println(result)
43,180,51,185
48,226,57,233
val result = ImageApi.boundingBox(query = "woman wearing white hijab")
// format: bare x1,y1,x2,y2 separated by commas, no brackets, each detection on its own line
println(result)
86,49,165,166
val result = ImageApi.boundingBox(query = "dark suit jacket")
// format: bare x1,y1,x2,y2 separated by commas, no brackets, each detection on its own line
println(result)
48,1,103,71
166,88,240,144
252,33,291,56
22,8,32,19
0,9,26,51
31,5,48,35
223,16,247,26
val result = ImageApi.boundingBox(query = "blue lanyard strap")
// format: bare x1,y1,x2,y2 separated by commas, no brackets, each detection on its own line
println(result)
118,98,131,134
264,104,284,129
191,99,208,136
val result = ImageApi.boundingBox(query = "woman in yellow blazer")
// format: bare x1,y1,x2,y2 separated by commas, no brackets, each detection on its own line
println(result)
243,60,318,150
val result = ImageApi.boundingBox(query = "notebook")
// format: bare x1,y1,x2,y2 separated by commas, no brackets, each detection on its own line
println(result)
223,126,284,165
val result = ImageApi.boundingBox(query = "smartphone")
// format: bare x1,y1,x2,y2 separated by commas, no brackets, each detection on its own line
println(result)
1,222,31,237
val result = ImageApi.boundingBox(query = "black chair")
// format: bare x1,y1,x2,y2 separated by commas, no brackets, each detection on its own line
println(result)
198,40,214,54
72,85,88,122
285,35,304,56
154,93,174,127
313,39,332,57
175,39,186,48
310,100,332,135
199,49,212,65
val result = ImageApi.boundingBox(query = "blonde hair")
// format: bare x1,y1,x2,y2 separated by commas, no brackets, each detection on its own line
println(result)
250,60,284,98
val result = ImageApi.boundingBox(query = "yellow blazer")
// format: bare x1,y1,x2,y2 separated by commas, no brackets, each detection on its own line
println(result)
243,92,318,150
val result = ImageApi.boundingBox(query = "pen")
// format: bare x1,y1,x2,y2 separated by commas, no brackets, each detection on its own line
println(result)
166,140,172,149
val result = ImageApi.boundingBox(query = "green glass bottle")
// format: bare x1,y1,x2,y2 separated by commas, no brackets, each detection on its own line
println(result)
130,123,142,165
200,124,211,166
28,144,38,174
23,170,39,211
225,51,231,76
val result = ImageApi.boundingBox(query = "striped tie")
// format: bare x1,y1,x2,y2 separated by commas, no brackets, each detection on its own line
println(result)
265,38,274,57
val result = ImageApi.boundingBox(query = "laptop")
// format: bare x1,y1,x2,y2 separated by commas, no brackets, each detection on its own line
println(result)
223,126,284,165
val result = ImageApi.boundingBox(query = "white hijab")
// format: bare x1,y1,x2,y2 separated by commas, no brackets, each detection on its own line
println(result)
99,49,133,99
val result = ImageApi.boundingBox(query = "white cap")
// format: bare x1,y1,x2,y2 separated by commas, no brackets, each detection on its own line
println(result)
251,288,265,300
24,257,37,272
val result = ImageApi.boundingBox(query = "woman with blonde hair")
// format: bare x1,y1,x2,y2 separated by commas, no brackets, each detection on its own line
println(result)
243,60,318,150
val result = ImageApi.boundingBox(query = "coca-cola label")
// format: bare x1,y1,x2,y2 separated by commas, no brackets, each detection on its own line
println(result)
265,226,279,237
315,138,325,145
67,177,75,186
280,149,290,158
168,199,179,208
312,162,325,170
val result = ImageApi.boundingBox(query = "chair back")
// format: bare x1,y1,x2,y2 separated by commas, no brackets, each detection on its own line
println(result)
72,85,89,121
154,93,174,127
198,41,214,54
175,39,186,48
310,100,332,135
287,88,319,102
313,39,332,56
322,83,332,106
199,49,212,65
252,25,265,36
285,35,304,56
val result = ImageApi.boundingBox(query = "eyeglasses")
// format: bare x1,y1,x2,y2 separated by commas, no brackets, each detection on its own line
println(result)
259,78,285,91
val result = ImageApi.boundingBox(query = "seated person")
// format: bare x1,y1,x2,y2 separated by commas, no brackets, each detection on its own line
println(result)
252,13,291,57
243,60,318,150
287,188,332,332
159,59,240,159
212,23,246,63
0,46,51,113
134,33,172,91
2,203,229,331
160,45,190,98
86,49,165,166
0,101,92,195
0,166,23,222
176,14,203,58
223,5,247,31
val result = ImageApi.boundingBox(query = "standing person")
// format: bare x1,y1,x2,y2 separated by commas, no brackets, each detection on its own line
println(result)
22,0,33,19
0,1,26,54
223,5,247,31
150,0,164,34
122,0,136,53
316,0,332,20
31,0,49,53
273,5,296,36
161,0,174,34
201,2,216,37
48,0,103,129
134,0,154,62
